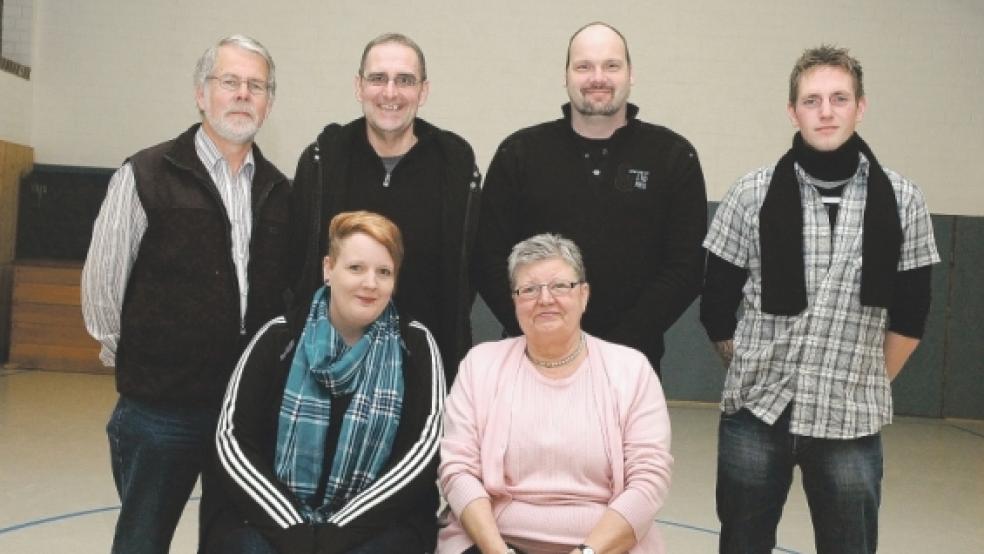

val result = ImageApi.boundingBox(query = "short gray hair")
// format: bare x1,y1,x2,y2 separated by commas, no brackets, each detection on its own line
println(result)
358,32,427,82
507,233,586,289
194,35,276,97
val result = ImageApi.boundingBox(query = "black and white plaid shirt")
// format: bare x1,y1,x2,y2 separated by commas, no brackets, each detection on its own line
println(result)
704,155,940,439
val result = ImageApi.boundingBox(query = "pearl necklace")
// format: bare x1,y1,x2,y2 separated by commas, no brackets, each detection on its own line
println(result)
526,334,585,368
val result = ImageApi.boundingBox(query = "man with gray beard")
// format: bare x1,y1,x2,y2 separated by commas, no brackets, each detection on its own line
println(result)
475,22,707,373
81,35,289,554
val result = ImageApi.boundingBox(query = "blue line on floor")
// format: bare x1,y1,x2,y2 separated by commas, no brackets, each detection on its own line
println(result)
656,517,723,536
0,497,201,535
947,422,984,440
899,418,984,441
0,506,121,535
656,518,801,553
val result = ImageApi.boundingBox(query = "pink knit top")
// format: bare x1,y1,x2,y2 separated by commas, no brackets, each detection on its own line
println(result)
438,335,672,554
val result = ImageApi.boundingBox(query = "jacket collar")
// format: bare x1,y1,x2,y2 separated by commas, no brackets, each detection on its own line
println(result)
319,117,440,156
163,123,284,200
162,123,212,184
560,102,640,143
560,102,640,123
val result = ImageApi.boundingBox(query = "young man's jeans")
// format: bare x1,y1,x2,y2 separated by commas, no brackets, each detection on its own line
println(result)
716,406,882,554
107,395,219,554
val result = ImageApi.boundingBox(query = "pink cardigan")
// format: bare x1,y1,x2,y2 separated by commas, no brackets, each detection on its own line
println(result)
438,334,673,553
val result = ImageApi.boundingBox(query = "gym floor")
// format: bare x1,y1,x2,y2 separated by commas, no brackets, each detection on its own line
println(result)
2,369,982,553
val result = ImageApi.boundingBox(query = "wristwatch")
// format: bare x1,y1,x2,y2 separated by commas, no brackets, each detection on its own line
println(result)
577,545,596,554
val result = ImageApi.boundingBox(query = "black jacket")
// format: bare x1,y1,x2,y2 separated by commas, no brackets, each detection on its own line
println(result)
117,124,290,406
289,118,480,380
475,104,707,369
203,303,446,554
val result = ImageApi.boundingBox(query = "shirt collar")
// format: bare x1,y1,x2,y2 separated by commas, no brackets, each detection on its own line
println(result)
561,102,640,144
194,126,256,178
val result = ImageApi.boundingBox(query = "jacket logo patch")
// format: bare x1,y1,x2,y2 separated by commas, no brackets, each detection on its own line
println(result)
627,169,649,190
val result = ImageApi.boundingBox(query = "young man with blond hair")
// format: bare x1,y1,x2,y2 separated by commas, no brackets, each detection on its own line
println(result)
701,45,939,553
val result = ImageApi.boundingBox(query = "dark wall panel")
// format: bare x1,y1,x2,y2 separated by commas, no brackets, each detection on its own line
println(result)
891,215,952,417
471,296,503,346
15,165,113,261
662,201,724,402
662,302,724,401
944,217,984,419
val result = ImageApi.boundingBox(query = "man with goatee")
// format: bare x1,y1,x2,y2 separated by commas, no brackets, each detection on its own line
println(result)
475,22,707,374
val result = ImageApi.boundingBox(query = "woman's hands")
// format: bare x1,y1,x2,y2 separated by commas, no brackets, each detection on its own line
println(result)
460,498,512,554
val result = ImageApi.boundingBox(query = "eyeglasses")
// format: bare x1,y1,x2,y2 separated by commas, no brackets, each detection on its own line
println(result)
798,92,853,109
206,74,271,96
361,72,420,88
513,280,584,300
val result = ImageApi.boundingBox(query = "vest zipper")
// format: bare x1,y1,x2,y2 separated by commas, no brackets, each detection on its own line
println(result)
194,170,246,337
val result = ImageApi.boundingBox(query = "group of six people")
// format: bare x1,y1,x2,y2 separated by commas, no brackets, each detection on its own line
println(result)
81,20,938,554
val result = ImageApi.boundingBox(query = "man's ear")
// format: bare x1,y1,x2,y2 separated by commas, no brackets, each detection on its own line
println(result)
787,103,800,129
354,74,363,103
855,95,868,124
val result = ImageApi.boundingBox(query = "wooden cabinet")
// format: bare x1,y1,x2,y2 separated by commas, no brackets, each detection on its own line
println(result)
6,260,106,373
1,139,34,362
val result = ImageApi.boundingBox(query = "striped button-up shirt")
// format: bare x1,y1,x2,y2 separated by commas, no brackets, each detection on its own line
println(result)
81,127,254,366
703,155,940,439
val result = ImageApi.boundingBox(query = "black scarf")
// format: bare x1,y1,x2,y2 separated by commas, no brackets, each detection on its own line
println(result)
758,133,902,315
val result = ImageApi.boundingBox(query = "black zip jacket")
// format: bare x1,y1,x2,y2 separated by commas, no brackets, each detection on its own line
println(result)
202,304,446,554
288,118,481,380
475,104,707,369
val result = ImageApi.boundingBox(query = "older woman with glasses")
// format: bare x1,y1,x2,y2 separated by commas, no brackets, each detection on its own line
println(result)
202,211,445,554
438,233,673,554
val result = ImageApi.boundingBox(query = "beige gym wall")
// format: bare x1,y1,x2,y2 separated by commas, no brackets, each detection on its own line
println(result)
17,0,984,215
0,71,31,146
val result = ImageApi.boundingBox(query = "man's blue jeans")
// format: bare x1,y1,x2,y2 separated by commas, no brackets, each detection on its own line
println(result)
107,395,219,554
716,407,883,554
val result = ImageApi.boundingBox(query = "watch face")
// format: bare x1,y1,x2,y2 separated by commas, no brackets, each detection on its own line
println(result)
579,546,595,554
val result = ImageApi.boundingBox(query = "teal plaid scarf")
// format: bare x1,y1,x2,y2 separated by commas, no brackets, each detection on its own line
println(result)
274,286,404,521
